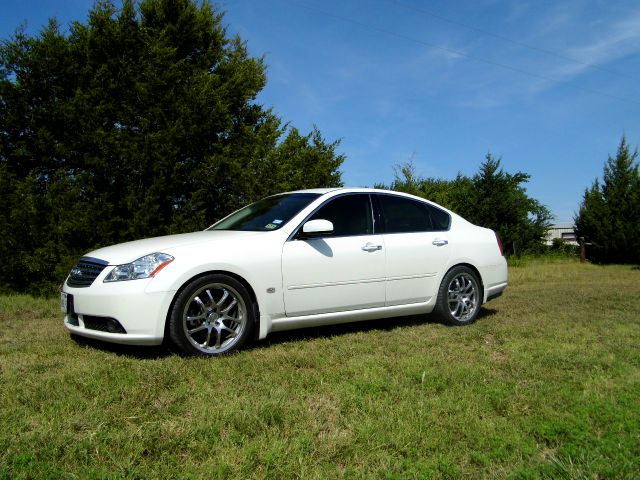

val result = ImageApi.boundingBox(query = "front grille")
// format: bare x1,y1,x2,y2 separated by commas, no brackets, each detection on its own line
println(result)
66,257,109,287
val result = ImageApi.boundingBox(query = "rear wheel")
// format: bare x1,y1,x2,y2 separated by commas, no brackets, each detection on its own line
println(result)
433,266,481,326
169,274,254,356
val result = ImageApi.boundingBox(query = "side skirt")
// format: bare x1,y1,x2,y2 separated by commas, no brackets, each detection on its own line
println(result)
269,300,434,333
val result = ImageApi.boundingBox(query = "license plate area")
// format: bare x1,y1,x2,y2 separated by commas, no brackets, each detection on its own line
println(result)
60,293,74,314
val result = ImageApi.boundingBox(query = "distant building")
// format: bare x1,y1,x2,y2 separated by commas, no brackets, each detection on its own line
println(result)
546,223,578,246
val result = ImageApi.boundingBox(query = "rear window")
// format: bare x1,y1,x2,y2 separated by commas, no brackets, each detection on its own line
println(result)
377,194,450,233
426,204,451,231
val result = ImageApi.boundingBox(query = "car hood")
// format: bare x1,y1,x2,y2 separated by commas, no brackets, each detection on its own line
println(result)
85,230,265,265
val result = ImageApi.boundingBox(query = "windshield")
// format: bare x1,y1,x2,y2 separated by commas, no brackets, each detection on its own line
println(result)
208,193,321,231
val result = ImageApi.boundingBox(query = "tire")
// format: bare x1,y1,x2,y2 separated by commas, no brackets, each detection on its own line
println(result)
433,266,482,326
169,274,255,356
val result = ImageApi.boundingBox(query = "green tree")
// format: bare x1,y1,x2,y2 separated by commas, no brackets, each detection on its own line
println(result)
381,160,472,207
575,137,640,264
0,0,343,293
456,154,552,256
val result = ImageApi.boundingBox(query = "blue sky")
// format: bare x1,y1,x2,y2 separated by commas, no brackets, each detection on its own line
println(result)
2,0,639,222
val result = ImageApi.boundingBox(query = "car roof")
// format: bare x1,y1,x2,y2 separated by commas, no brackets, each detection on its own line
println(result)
288,187,426,198
288,187,406,195
287,188,342,194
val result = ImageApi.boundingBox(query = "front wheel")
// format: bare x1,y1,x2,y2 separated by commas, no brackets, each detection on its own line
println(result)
433,266,482,326
169,274,255,356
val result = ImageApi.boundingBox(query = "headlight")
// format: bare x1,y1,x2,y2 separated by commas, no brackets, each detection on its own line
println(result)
103,253,174,282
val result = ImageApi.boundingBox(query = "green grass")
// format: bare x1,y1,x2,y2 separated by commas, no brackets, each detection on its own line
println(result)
1,258,639,479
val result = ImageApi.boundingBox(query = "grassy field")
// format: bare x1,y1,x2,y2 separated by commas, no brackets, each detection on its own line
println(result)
1,257,639,479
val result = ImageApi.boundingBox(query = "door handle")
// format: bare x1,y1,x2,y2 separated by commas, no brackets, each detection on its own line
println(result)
362,243,382,252
432,239,448,247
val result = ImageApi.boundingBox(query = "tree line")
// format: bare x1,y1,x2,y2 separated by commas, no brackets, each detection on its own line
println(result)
1,0,637,294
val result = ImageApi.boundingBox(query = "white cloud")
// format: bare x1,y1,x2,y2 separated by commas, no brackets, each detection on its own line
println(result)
555,10,640,79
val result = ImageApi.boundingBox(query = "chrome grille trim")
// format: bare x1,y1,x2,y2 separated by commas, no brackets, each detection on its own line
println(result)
66,257,109,288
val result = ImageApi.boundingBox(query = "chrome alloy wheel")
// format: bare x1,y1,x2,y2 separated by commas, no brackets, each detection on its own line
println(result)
447,272,479,322
182,283,247,354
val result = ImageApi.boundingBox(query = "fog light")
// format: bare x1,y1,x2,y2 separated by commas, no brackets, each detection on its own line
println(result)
106,319,120,333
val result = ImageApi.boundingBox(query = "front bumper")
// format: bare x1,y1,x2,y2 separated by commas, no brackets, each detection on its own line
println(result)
62,276,176,346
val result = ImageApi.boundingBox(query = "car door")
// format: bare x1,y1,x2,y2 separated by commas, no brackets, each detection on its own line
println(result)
376,193,452,306
281,194,386,317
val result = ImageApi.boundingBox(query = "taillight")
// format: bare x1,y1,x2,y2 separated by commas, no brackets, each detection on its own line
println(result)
495,231,504,256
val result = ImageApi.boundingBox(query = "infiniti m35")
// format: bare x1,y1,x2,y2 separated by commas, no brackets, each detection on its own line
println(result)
62,188,508,355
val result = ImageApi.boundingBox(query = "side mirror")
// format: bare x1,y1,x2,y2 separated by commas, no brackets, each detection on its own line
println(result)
301,219,334,237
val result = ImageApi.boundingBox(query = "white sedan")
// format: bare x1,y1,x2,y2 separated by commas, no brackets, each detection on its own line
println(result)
61,188,508,355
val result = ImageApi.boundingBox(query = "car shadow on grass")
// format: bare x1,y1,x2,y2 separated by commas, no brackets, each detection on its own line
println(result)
250,307,498,350
70,334,173,359
69,308,497,358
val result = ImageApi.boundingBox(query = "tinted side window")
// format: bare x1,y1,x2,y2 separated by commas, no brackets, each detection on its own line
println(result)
427,204,451,231
309,194,373,236
378,194,432,233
